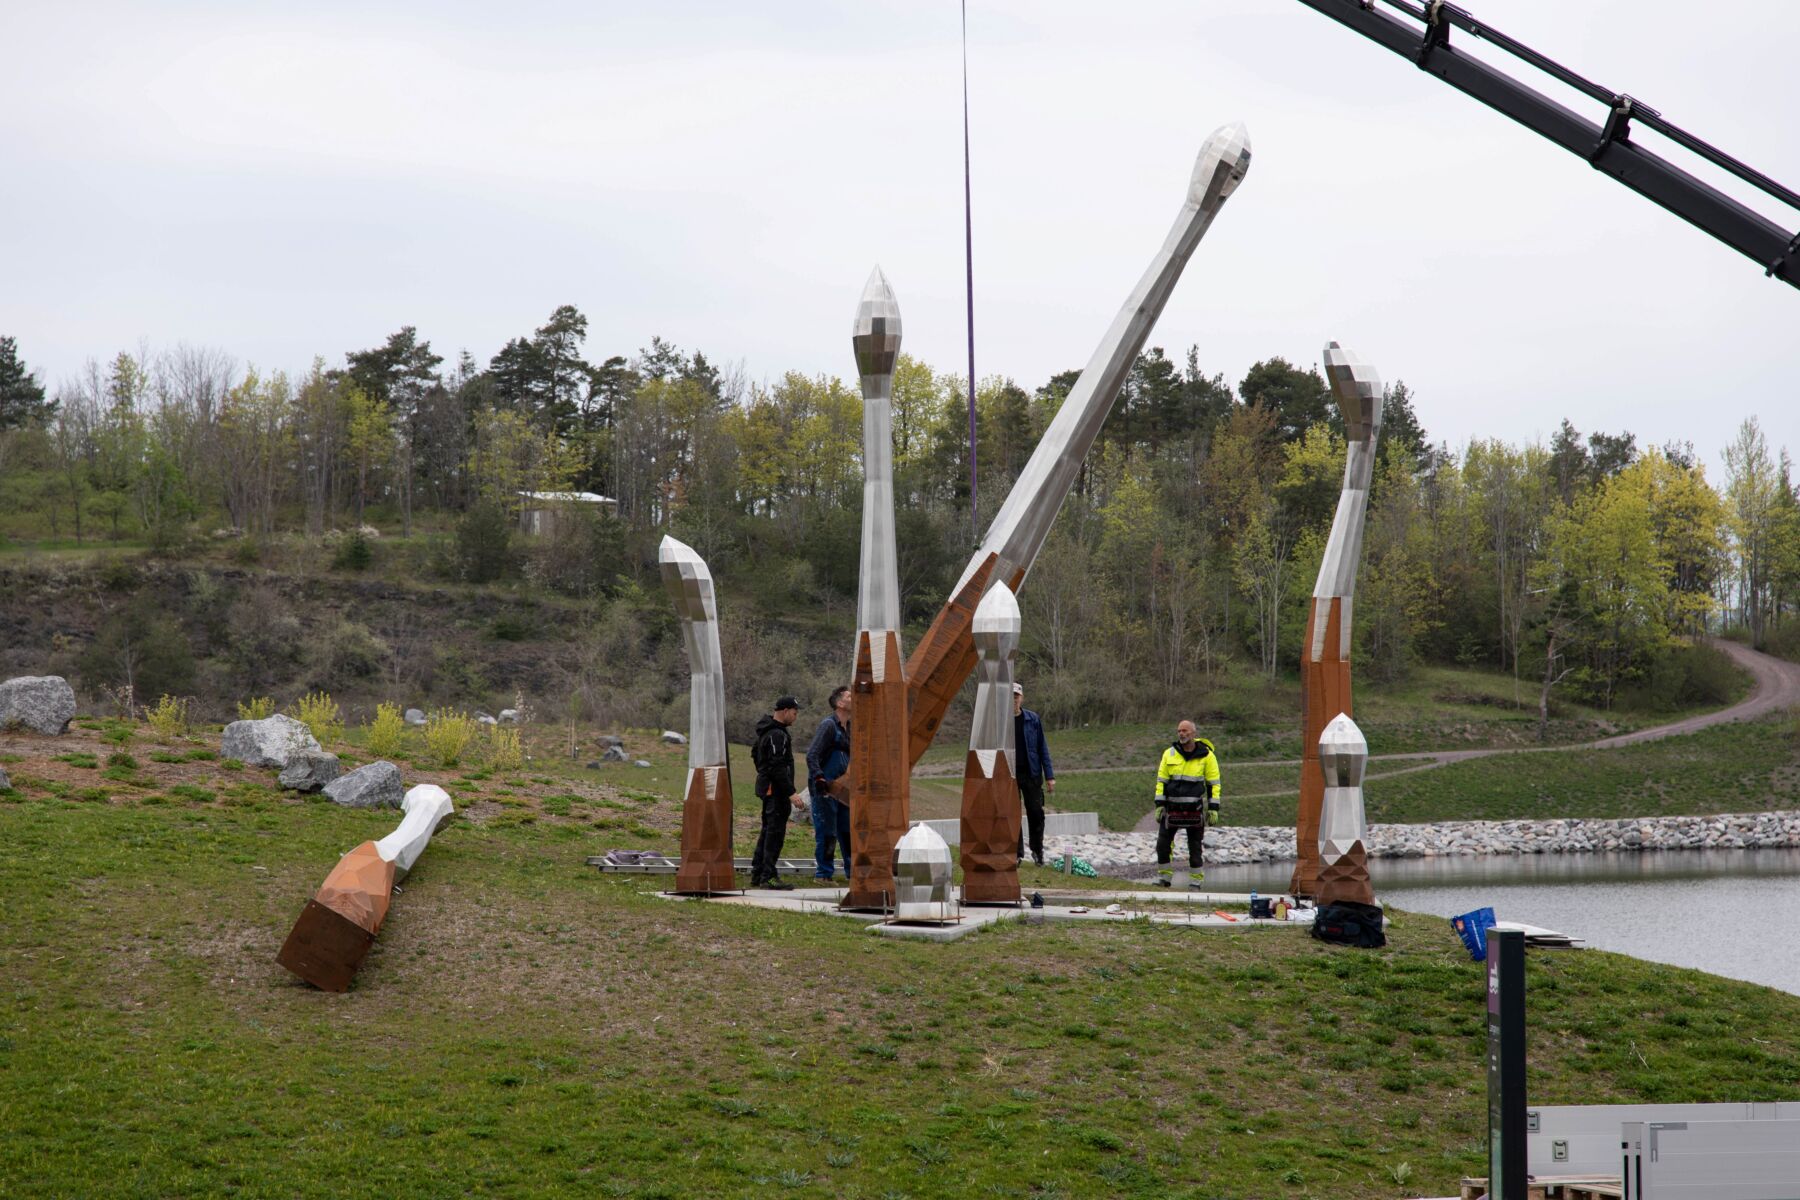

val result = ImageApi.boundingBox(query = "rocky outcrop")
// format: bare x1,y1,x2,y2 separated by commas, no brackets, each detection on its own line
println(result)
0,675,77,736
278,750,341,793
221,714,319,768
322,760,404,809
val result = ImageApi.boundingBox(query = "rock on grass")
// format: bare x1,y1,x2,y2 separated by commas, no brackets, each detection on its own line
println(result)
221,715,320,769
322,760,404,809
0,676,78,736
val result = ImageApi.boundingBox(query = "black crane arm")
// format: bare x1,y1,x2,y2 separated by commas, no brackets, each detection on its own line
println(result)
1293,0,1800,292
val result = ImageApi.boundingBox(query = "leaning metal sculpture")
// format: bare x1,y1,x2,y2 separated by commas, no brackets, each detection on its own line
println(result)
843,266,913,910
903,122,1253,766
659,535,736,894
1290,341,1383,897
960,583,1023,903
276,783,456,991
1315,712,1375,906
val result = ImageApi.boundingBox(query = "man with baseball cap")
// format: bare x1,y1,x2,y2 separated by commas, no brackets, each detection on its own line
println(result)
749,695,807,890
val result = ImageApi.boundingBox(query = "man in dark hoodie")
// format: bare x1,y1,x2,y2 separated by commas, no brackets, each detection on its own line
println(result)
749,696,806,890
1153,719,1222,886
805,685,853,882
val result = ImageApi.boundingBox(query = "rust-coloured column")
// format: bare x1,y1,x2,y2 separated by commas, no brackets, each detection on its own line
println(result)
960,583,1023,903
845,629,911,909
674,765,735,893
1292,598,1353,897
1289,342,1382,898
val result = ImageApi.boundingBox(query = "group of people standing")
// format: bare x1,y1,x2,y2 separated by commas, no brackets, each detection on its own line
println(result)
742,687,1222,889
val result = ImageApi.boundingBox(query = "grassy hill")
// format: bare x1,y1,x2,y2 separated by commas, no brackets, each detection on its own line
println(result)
5,719,1800,1199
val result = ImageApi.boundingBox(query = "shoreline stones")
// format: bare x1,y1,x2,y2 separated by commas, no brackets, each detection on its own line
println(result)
322,760,404,809
278,750,341,793
221,714,319,769
1066,810,1800,869
0,675,78,736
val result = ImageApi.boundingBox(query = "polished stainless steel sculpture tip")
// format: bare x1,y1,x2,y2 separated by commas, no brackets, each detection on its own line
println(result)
894,821,956,922
1188,120,1253,208
658,534,727,770
1321,341,1384,445
969,583,1022,766
1310,342,1384,633
853,266,903,634
955,121,1252,595
1318,712,1369,789
852,266,903,382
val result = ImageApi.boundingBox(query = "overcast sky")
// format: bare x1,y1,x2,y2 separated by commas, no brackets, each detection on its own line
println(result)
4,1,1797,479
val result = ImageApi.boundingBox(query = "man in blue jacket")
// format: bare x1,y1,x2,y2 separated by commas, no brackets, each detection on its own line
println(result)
1012,683,1056,866
805,685,854,882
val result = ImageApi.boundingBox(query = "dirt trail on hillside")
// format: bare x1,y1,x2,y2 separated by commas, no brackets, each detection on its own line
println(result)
1125,638,1800,833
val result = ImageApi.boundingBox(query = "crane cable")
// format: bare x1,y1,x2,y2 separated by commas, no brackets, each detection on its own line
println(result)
961,0,978,535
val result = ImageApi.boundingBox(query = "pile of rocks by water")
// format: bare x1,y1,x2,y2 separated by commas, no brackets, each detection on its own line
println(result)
1059,811,1800,869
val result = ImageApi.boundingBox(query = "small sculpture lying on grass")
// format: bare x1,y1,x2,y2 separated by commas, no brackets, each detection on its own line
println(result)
276,783,455,992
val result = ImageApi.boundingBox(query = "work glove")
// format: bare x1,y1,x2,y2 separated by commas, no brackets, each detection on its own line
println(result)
1207,799,1221,827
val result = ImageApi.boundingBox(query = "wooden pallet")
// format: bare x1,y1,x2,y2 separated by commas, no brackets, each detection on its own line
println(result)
1458,1178,1621,1200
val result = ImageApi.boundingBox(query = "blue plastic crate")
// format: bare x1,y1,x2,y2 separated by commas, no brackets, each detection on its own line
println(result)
1451,907,1497,962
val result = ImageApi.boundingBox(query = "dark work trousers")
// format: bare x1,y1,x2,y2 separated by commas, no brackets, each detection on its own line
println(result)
1017,774,1047,863
1155,807,1205,868
750,792,792,883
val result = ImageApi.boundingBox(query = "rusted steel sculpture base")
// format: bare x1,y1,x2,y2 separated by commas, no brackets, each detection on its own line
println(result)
960,750,1022,903
277,841,394,992
1291,596,1352,898
845,629,911,910
1317,842,1374,905
675,766,736,894
905,552,1020,768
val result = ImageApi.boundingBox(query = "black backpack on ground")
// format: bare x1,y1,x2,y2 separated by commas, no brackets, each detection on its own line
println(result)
1310,901,1387,948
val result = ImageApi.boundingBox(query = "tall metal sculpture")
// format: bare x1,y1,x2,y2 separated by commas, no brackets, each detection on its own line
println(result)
844,266,912,910
1316,712,1374,906
1290,342,1383,897
659,535,736,894
276,783,456,992
904,122,1253,765
960,583,1022,903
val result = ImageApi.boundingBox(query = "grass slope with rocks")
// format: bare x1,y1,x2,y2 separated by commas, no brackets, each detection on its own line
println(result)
5,719,1800,1199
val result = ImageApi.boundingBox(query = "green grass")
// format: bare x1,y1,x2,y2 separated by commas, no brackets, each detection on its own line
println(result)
4,792,1799,1199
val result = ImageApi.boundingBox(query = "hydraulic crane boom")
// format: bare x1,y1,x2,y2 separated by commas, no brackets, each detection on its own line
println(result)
1294,0,1800,292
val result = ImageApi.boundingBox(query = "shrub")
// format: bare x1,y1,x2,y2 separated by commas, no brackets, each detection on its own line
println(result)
309,619,389,689
364,702,408,758
290,691,345,745
332,529,372,571
484,724,524,772
425,709,478,767
77,598,194,701
144,694,190,742
455,503,516,584
236,696,276,720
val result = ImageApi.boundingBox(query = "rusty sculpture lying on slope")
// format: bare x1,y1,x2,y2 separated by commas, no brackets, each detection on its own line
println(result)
277,783,455,992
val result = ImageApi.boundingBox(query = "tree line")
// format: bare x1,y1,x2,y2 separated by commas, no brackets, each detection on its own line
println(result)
2,314,1797,725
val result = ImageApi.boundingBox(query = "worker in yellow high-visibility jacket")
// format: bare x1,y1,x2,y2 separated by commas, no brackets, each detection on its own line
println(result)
1153,719,1221,886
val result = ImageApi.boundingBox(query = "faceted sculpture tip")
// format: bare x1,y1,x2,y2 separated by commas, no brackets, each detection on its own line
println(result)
852,266,903,379
971,581,1021,638
1321,341,1384,442
1317,711,1369,788
1189,121,1252,208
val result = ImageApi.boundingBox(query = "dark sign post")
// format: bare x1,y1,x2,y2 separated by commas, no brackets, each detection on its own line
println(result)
1485,927,1527,1200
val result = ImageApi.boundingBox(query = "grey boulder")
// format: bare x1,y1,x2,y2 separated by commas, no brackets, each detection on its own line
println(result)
403,708,427,726
633,759,651,768
0,765,11,791
498,708,519,723
322,760,404,809
0,675,78,736
278,750,341,793
221,714,319,768
475,711,498,726
602,745,628,763
597,735,624,749
660,730,687,745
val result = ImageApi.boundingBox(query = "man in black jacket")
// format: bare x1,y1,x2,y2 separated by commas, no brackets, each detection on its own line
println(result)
750,696,806,890
805,685,853,882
